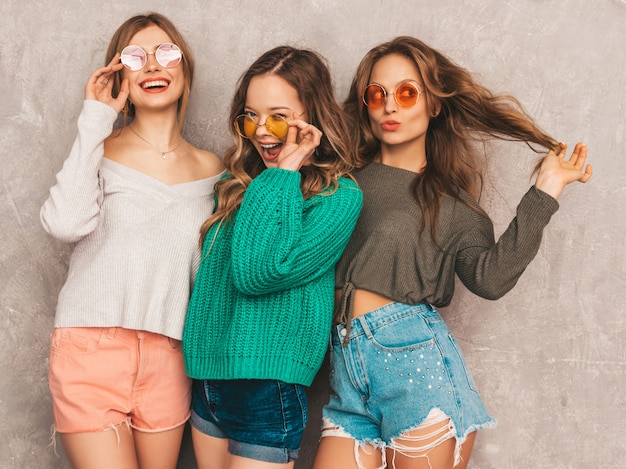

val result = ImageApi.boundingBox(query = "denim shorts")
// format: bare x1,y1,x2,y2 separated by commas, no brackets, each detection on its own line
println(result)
322,302,495,448
190,379,307,463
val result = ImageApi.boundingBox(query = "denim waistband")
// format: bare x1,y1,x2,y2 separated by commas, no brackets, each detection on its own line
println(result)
332,302,436,344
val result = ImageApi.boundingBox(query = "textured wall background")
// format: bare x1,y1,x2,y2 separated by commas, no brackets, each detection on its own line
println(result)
1,0,624,468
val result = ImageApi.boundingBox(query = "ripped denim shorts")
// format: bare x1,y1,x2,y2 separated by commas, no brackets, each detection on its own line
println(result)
321,302,496,464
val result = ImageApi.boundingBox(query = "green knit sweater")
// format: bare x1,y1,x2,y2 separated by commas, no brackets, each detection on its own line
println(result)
183,168,363,386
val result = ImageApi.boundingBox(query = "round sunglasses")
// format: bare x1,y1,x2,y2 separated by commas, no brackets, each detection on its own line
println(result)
120,43,182,71
234,114,289,139
363,82,422,109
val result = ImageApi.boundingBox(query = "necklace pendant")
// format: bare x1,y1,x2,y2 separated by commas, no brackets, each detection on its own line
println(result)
160,151,167,159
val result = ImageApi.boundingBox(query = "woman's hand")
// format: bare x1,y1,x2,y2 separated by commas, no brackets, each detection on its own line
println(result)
84,54,129,114
277,114,323,172
535,142,592,199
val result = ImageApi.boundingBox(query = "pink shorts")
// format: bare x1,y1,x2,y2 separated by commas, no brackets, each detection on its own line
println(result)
49,327,191,433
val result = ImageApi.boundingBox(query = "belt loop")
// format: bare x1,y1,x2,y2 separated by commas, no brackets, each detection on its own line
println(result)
357,316,373,339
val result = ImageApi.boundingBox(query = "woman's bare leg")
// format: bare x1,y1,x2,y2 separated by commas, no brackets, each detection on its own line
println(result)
228,455,295,469
134,424,186,469
456,432,477,469
192,426,231,469
313,435,384,469
386,423,477,469
60,423,138,469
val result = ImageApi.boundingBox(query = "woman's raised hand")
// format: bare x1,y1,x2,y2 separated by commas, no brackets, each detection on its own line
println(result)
84,54,129,113
535,142,593,199
277,114,323,172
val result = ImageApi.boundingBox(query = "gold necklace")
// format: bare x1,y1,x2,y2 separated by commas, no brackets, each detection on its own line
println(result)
129,125,183,159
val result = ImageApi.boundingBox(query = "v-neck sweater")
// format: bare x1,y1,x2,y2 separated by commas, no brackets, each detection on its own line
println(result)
41,100,223,339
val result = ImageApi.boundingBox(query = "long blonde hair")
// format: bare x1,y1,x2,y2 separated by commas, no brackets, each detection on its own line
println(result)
344,36,559,236
104,13,195,132
200,46,355,242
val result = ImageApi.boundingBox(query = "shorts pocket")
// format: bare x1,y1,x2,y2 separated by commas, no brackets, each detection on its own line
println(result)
368,313,436,352
50,327,106,355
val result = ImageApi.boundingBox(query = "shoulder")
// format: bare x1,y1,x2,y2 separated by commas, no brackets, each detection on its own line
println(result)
310,177,363,211
189,146,225,178
439,190,491,229
337,175,361,191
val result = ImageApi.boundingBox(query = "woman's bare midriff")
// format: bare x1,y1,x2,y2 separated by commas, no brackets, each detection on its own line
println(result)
335,288,394,318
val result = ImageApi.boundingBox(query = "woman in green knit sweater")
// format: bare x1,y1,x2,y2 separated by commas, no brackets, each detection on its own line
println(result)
182,46,363,468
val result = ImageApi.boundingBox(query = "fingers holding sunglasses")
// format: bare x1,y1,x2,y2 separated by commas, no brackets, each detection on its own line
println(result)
85,54,127,112
278,119,322,172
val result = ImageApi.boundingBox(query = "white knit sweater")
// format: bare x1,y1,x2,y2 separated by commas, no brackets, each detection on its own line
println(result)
41,100,222,339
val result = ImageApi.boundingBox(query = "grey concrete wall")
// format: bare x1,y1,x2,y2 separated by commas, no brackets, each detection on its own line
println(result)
1,0,624,467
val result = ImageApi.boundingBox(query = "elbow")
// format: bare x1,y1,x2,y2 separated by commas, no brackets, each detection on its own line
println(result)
40,210,92,243
471,280,518,301
231,266,268,296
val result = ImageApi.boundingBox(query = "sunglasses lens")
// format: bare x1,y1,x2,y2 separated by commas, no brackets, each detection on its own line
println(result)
363,84,385,109
235,115,257,139
156,43,182,68
395,83,420,107
265,115,289,139
120,45,146,71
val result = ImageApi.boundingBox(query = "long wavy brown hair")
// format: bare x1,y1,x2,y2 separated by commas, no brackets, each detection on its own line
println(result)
344,36,559,234
104,13,195,132
200,46,355,242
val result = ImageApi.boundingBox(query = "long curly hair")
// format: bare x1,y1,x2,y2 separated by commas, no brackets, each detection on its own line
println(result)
344,36,559,234
104,13,195,132
200,46,355,242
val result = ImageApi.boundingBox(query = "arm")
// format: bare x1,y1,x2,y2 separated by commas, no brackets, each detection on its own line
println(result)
231,169,363,295
40,100,118,242
455,142,591,299
455,186,559,299
40,56,129,242
535,142,592,199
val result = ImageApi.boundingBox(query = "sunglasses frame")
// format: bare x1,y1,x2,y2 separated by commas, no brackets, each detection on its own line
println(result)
234,114,290,139
120,42,183,71
362,81,422,109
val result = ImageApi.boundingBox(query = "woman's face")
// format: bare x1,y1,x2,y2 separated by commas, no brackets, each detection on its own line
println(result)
122,24,185,112
366,53,431,153
244,73,306,168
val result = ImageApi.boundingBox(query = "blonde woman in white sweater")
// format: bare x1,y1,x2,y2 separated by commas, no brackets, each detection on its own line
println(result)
40,13,223,469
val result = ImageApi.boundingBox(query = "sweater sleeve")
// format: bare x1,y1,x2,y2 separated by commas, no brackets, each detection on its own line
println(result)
231,168,363,296
455,186,559,299
40,100,119,243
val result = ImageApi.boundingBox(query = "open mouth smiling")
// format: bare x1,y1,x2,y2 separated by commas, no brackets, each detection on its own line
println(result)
141,79,170,89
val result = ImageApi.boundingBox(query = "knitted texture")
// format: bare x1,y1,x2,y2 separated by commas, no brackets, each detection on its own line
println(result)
41,100,222,339
335,162,559,318
183,168,363,386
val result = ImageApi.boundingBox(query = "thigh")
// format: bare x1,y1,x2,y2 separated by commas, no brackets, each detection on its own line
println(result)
387,419,456,469
134,424,186,469
313,436,383,469
228,454,295,469
192,426,231,469
386,426,478,469
456,432,477,469
60,423,138,469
